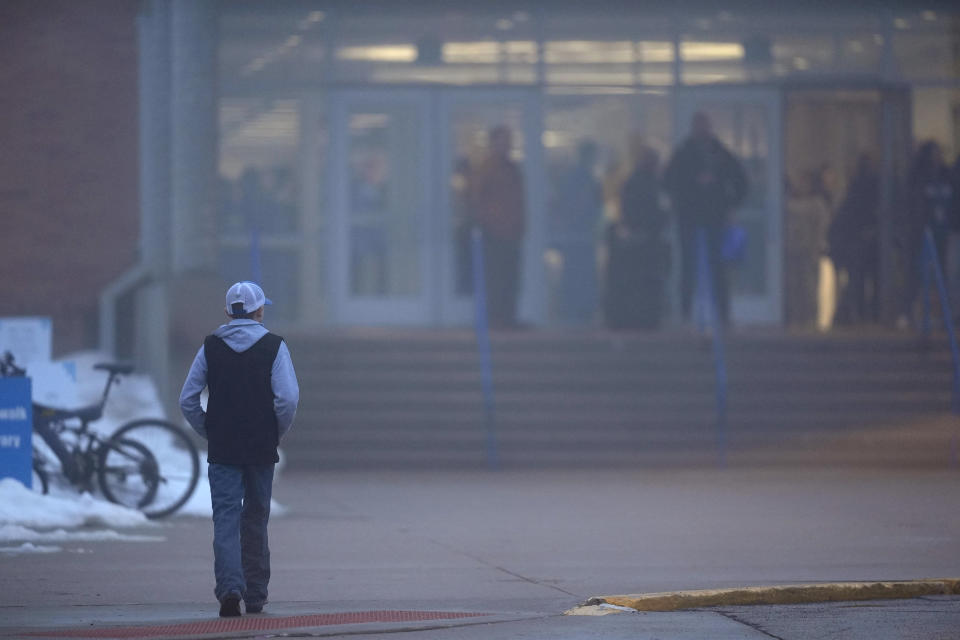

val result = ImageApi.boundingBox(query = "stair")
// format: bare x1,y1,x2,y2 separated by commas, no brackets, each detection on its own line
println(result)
280,329,957,470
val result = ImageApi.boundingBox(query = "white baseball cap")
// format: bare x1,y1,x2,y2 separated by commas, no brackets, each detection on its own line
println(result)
225,281,272,316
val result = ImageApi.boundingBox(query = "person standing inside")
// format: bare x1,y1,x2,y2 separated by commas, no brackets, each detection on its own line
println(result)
663,112,748,325
179,281,299,618
605,145,669,329
830,154,880,325
552,140,602,324
471,125,526,329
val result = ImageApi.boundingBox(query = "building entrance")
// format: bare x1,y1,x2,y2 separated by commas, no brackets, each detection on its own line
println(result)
324,88,544,326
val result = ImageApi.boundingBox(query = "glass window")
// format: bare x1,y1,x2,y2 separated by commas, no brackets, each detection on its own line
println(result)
543,13,674,86
838,33,883,73
771,35,836,76
219,8,329,91
345,103,425,297
543,92,672,325
893,29,960,80
217,98,302,321
913,88,960,161
218,99,300,234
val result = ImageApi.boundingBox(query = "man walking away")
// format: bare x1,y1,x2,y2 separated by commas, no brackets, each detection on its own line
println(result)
179,281,299,617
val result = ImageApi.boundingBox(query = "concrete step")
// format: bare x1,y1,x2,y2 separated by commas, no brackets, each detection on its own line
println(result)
280,330,958,469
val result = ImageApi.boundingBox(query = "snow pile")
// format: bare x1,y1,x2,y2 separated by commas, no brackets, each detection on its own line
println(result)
0,478,149,529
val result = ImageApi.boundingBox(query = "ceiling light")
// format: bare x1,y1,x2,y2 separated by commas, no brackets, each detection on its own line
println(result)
337,45,417,62
681,42,744,61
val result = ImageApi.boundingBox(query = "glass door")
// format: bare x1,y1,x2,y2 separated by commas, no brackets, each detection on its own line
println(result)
327,89,544,327
438,90,545,326
676,87,783,325
329,90,433,325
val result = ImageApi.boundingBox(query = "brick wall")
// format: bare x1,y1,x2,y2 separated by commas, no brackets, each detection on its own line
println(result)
0,0,138,356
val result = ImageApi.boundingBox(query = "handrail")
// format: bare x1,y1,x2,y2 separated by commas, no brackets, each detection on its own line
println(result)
695,227,728,467
471,227,500,470
919,225,960,467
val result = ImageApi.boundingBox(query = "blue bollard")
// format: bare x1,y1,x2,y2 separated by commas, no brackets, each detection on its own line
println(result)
471,227,500,470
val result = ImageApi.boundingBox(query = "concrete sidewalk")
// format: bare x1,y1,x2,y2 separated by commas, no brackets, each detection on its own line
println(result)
2,468,959,638
4,595,959,639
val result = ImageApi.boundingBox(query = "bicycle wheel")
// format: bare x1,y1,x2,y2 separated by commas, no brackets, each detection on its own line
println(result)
101,419,200,519
97,437,159,510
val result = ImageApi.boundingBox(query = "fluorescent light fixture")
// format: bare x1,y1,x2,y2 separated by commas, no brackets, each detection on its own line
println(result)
337,45,417,62
545,41,635,64
637,41,675,63
681,42,744,61
443,41,500,63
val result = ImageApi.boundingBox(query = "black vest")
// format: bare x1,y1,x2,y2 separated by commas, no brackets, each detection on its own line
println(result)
203,332,283,465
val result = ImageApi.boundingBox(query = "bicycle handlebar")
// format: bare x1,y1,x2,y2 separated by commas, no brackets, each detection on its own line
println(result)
1,352,123,419
1,351,26,377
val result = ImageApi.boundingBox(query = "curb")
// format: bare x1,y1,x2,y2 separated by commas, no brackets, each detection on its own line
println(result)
578,579,960,613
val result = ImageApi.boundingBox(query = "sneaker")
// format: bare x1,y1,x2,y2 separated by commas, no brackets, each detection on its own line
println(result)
245,602,264,614
219,594,242,618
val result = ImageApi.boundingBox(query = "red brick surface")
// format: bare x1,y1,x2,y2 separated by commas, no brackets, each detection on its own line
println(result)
0,0,139,354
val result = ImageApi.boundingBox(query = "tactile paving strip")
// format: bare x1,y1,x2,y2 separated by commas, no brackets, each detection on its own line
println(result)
22,610,491,638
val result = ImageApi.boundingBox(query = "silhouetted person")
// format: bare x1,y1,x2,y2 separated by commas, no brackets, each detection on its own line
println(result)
829,154,880,325
605,146,669,329
471,126,525,329
552,141,602,324
663,112,747,325
900,141,956,325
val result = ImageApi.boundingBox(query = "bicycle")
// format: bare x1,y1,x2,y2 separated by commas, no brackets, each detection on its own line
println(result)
1,352,200,519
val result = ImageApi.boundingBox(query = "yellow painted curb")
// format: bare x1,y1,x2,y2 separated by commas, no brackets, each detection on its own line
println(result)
589,579,960,612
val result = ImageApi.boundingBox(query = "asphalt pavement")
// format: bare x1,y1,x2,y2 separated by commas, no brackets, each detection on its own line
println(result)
1,468,959,639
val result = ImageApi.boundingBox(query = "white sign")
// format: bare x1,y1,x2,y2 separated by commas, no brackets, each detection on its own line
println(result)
0,317,52,365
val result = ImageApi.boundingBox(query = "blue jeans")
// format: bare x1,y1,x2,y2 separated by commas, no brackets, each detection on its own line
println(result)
208,462,274,606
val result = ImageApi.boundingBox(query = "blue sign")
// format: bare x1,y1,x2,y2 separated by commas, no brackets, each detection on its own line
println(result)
0,377,32,488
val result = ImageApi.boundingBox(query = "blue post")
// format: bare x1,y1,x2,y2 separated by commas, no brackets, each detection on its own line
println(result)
471,227,500,470
696,228,728,467
921,234,932,341
249,225,263,285
922,227,960,468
